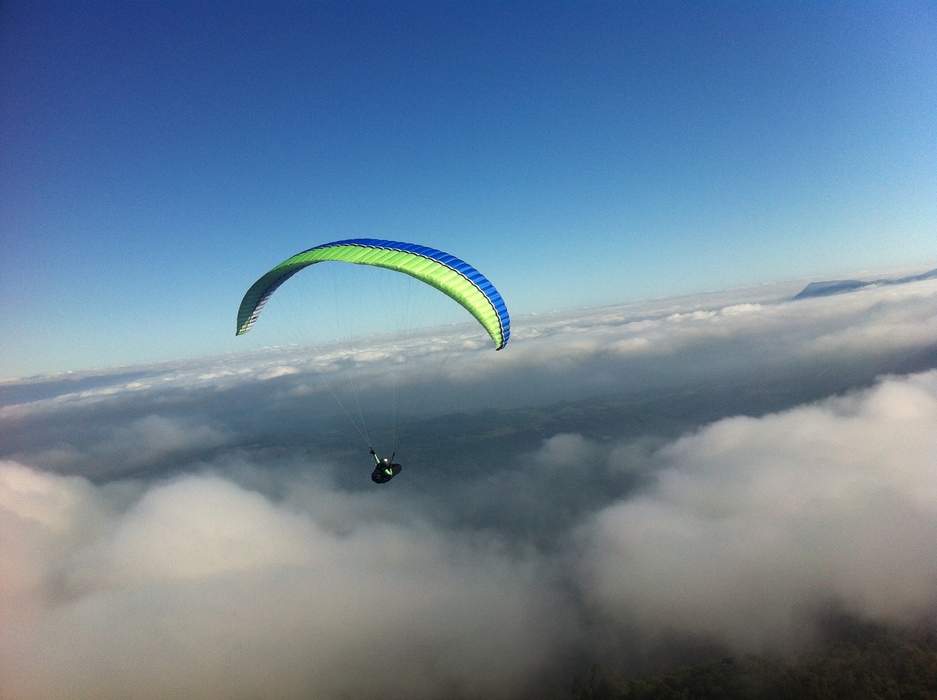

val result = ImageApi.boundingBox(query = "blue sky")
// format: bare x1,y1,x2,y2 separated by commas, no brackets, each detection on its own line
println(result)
2,1,935,377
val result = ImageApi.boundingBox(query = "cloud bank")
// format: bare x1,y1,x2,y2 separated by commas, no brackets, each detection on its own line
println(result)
1,464,570,700
577,370,937,657
1,278,936,698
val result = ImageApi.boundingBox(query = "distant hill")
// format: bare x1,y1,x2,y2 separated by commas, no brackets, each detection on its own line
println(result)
793,268,937,300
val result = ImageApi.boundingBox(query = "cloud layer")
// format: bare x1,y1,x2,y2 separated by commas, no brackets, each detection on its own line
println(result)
577,370,937,657
1,278,936,698
1,465,570,700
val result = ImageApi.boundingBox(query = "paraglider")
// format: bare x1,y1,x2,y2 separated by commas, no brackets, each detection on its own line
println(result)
236,238,510,483
369,448,402,484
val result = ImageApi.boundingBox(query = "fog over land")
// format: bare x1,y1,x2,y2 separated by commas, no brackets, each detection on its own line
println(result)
2,277,936,699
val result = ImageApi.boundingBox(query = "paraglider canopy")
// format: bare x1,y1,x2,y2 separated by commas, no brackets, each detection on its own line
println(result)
236,238,510,350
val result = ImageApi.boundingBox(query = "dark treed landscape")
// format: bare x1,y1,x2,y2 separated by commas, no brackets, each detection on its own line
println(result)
571,619,937,699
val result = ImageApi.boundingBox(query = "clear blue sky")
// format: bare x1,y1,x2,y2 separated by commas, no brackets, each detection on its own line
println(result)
2,1,935,377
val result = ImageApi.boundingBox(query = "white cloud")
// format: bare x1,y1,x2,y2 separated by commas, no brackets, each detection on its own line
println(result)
21,415,233,478
256,365,302,381
576,370,937,654
0,463,571,700
534,433,600,471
